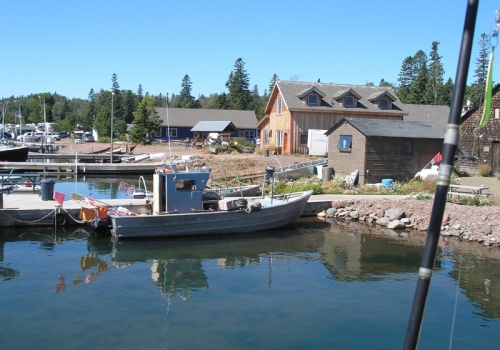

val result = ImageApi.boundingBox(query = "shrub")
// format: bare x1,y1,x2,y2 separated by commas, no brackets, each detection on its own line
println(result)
477,164,492,177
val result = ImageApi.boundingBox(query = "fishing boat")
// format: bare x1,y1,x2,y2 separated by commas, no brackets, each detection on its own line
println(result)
109,155,312,239
272,158,327,182
0,145,29,162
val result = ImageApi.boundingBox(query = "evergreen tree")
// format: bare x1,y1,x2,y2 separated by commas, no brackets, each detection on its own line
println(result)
123,90,137,124
137,84,143,101
397,56,415,103
468,33,490,106
175,75,198,108
111,73,125,123
225,58,253,110
425,41,445,105
379,79,395,90
130,95,162,145
438,78,454,106
269,74,279,92
409,50,429,104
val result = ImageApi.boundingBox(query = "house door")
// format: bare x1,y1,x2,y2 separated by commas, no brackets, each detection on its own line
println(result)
492,142,500,176
283,133,288,154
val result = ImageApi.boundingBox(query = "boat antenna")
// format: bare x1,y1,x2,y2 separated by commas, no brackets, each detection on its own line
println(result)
166,93,172,162
403,1,478,349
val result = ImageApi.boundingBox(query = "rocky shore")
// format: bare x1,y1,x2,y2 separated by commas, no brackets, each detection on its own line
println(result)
319,198,500,248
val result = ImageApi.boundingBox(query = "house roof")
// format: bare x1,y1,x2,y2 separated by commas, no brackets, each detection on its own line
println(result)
155,108,258,129
190,121,238,133
266,81,406,115
325,117,445,139
402,104,450,131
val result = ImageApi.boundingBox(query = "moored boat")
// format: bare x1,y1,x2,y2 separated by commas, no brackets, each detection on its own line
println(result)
108,155,312,239
0,145,29,162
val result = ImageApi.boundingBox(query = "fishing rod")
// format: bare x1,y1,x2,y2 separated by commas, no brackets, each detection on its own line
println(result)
403,1,478,349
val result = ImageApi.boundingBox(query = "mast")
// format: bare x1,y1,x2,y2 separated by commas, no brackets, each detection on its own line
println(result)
403,1,478,349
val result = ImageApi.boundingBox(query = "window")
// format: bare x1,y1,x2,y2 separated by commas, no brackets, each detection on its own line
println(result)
495,108,500,119
277,98,283,115
243,130,255,138
155,129,162,137
276,130,283,147
299,133,308,146
264,129,271,145
337,135,352,152
379,98,390,109
344,96,355,107
403,140,413,156
167,128,177,137
175,179,197,191
308,94,318,105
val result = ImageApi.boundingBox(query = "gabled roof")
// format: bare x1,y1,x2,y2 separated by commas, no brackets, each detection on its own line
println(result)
325,117,445,139
190,121,238,133
402,104,450,131
367,91,397,102
296,86,326,98
266,81,405,114
155,108,258,129
332,88,362,101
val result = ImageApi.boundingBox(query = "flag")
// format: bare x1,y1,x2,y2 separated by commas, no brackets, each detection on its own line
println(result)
15,113,22,119
84,196,95,206
54,191,65,206
70,192,83,201
433,152,442,165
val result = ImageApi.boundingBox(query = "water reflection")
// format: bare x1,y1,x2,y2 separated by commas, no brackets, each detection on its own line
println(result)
1,220,500,322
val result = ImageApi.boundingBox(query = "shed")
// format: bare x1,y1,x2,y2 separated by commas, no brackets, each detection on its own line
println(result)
190,121,238,143
325,118,444,185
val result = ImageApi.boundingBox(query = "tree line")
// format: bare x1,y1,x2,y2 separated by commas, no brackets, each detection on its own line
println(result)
0,35,492,145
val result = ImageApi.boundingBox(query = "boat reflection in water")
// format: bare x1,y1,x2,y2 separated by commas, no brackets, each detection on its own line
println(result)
1,221,499,349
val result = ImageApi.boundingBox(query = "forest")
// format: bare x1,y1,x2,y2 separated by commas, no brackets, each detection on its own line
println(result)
0,34,492,145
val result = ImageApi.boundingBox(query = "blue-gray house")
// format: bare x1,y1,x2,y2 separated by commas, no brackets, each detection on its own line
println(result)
154,108,258,142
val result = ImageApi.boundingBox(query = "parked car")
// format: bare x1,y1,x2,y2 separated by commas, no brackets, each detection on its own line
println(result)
16,132,39,142
82,132,95,142
58,131,70,138
44,132,61,141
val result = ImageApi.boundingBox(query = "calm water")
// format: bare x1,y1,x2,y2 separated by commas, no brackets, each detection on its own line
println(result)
1,218,499,349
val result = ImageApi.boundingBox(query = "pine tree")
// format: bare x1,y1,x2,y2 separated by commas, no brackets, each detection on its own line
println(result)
269,74,279,92
426,41,445,105
225,58,253,110
468,33,490,106
410,50,429,104
130,95,162,145
175,75,198,108
397,56,415,103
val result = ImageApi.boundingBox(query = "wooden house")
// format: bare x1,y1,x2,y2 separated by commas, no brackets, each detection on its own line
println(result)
458,84,500,176
258,81,407,155
154,108,258,143
325,118,444,185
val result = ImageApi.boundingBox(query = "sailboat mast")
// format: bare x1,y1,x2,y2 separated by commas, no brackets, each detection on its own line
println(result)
403,1,478,349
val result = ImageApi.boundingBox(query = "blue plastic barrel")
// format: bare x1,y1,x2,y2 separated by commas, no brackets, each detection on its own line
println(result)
40,179,55,201
381,179,393,188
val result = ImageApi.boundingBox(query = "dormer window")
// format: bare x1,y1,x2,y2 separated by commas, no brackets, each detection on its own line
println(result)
344,96,356,107
308,94,319,106
379,97,390,109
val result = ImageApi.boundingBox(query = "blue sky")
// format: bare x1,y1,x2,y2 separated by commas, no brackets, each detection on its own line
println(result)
1,0,499,100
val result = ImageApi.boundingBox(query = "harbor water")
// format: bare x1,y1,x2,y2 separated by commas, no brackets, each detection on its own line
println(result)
1,218,499,349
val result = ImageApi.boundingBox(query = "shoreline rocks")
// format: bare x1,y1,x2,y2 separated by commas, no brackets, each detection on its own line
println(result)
318,198,500,248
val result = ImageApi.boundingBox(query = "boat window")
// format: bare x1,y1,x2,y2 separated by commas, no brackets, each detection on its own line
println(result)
337,135,352,152
175,179,197,191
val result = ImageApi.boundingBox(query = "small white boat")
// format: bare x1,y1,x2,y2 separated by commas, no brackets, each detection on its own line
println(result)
271,159,327,182
109,155,312,239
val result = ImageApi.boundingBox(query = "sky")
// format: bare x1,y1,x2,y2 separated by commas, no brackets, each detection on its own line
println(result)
1,0,499,100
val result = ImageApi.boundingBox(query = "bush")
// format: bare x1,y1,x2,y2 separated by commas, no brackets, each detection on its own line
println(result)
477,164,492,177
